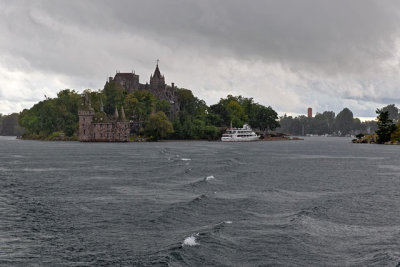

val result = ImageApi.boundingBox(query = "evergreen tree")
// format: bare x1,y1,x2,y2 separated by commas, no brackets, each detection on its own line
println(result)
375,109,396,144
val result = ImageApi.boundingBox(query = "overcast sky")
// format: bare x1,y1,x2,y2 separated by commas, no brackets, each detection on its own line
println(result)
1,0,400,118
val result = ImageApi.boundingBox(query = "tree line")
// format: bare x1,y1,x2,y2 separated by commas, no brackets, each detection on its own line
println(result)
278,108,378,136
0,113,25,136
17,81,280,140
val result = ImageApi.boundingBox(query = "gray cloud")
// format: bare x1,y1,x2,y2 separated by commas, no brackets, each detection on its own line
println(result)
0,0,400,117
39,0,400,74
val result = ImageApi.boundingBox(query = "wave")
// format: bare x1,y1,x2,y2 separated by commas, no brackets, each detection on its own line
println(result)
205,175,215,181
20,167,67,172
288,210,400,265
182,234,199,246
133,219,235,266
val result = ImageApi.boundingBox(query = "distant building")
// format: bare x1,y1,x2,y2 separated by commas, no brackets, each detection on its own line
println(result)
78,96,129,142
307,107,312,118
108,63,179,119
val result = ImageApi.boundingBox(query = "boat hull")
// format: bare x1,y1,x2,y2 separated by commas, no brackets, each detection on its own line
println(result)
221,136,260,142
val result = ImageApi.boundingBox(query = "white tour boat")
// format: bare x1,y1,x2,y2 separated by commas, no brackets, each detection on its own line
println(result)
221,124,260,142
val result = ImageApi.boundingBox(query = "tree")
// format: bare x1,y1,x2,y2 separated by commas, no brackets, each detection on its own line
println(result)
0,113,24,136
226,100,248,127
249,104,279,131
177,88,196,115
156,99,171,115
360,120,377,134
375,109,396,144
381,104,399,122
144,111,174,140
103,81,127,114
124,90,156,122
335,108,354,135
19,89,81,137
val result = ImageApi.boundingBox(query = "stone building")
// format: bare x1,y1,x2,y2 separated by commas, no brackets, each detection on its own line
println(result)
78,97,130,142
108,63,179,119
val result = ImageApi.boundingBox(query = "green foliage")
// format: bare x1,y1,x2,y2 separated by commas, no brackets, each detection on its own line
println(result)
209,95,248,127
226,100,248,127
381,104,399,122
279,109,376,136
103,81,127,114
335,108,354,135
124,90,156,122
249,104,279,131
177,89,196,115
376,109,396,144
144,111,174,140
156,99,171,114
19,89,81,137
208,95,278,131
17,84,279,141
390,123,400,142
171,88,222,140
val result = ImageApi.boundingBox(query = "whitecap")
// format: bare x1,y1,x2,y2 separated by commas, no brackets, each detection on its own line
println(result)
181,158,191,161
182,235,199,246
225,221,233,224
205,175,214,181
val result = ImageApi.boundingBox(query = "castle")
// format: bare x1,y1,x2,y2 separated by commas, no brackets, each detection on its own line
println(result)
108,63,179,118
78,63,179,142
78,96,130,142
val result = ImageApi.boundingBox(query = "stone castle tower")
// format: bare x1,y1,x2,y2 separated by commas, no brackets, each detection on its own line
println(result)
107,63,179,119
78,94,130,142
78,109,95,141
150,64,165,91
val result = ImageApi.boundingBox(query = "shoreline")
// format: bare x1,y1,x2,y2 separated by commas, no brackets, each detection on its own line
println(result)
11,136,303,142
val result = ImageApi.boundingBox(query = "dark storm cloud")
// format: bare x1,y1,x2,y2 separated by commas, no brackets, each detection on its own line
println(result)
39,0,400,75
1,0,400,116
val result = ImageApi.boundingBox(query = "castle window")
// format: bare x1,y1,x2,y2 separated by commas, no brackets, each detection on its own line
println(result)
84,129,86,135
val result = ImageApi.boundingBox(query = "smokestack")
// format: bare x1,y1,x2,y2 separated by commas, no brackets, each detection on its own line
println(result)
307,107,312,118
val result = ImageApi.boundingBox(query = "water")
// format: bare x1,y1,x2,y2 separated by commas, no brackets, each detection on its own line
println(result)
1,136,400,266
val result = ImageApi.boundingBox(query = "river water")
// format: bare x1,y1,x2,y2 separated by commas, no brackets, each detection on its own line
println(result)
0,136,399,266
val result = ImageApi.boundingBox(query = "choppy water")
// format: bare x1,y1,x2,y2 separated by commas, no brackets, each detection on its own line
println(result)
1,136,400,266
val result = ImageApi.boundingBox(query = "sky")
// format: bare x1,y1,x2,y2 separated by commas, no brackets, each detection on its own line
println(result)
1,0,400,119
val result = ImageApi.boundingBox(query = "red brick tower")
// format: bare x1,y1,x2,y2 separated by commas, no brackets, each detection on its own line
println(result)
307,107,312,118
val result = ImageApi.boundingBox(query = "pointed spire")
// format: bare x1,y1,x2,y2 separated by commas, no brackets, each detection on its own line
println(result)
114,107,119,119
120,106,126,121
100,98,104,112
153,62,162,78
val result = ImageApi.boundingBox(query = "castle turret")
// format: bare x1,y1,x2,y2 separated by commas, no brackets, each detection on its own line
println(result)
114,107,119,119
78,109,95,142
100,99,104,112
78,93,95,141
120,106,127,121
150,63,166,90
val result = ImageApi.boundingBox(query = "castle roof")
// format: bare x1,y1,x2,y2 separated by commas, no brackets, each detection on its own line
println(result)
153,64,162,79
114,72,139,80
